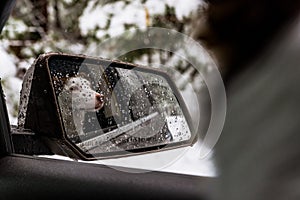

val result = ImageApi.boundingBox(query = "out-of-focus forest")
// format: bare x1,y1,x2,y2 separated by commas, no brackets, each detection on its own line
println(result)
0,0,210,125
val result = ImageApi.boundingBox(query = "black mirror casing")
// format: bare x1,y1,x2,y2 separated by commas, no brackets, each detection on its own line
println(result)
18,54,80,158
19,55,63,138
19,52,196,160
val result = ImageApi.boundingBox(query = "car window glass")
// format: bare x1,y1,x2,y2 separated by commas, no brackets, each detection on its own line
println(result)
0,0,218,177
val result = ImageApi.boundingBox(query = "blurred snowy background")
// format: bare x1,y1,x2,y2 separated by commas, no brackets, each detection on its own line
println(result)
0,0,216,176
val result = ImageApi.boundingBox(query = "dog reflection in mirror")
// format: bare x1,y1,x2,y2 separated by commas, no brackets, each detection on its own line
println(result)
57,73,104,139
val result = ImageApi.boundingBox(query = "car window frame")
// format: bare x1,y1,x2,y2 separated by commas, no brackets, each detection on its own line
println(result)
0,81,14,156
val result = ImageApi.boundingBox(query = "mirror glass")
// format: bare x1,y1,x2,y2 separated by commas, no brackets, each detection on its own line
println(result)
49,55,194,158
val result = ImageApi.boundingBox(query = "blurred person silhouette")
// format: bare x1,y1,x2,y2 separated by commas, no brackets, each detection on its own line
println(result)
193,0,300,200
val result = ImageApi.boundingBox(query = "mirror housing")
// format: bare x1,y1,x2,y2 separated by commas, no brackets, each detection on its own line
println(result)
18,52,196,160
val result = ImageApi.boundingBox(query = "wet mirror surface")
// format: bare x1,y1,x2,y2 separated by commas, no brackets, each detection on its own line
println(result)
49,56,193,158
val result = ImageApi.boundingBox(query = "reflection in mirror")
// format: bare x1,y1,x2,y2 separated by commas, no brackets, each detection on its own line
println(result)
49,56,194,158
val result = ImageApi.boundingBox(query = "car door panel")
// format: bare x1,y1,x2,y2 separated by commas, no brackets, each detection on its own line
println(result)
0,155,214,200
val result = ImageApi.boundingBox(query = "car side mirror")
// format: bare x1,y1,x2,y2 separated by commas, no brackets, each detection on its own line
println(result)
18,53,196,160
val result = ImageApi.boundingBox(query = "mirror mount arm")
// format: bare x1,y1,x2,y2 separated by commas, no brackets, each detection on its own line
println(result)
10,127,53,156
10,126,81,159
